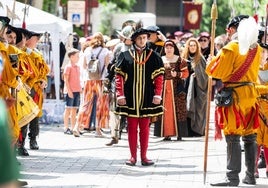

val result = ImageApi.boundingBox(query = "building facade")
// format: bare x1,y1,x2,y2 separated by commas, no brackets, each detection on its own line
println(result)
132,0,192,35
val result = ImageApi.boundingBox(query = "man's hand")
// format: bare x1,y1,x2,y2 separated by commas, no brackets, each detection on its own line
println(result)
40,81,47,89
117,98,126,105
68,91,73,99
171,69,177,77
152,96,161,104
5,97,16,108
157,31,166,42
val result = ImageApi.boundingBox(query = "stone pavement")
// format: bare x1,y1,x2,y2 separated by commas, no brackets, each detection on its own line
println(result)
18,103,268,188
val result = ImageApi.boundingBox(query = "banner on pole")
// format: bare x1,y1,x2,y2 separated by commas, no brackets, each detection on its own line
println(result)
183,2,202,30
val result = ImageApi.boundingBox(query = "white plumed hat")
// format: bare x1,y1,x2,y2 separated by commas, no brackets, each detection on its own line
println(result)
237,16,259,55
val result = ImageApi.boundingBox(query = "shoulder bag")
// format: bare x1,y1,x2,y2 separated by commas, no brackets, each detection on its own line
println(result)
215,47,257,107
88,48,104,80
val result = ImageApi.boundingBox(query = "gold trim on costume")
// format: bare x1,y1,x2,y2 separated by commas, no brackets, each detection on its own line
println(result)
129,49,153,65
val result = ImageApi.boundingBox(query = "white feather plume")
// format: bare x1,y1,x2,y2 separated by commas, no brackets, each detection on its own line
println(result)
237,17,258,55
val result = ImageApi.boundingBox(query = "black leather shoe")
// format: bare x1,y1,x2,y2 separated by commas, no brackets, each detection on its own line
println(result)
141,159,154,166
242,176,256,185
162,137,171,141
210,179,239,186
105,137,118,146
17,147,29,156
16,157,21,165
257,157,266,168
17,179,28,187
30,139,39,150
125,158,136,166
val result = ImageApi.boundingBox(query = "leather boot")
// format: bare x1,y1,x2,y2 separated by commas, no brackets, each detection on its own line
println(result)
17,127,29,156
258,147,266,168
28,117,39,150
17,142,29,156
105,137,118,146
263,146,268,177
17,179,28,187
119,116,127,140
210,178,239,187
242,134,257,185
254,145,261,178
17,145,29,156
211,135,241,186
139,118,154,166
30,137,39,150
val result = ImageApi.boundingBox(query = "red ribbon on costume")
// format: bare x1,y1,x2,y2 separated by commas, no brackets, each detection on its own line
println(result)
228,47,257,82
33,93,39,104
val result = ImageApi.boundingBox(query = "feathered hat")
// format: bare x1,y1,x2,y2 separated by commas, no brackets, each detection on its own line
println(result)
117,25,135,40
227,15,249,29
237,16,259,55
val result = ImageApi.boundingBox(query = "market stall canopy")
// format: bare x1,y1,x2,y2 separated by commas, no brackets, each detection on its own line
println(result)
1,0,73,41
1,0,73,103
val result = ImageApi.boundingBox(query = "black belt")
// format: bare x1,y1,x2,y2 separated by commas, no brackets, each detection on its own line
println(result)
223,81,254,88
260,95,268,100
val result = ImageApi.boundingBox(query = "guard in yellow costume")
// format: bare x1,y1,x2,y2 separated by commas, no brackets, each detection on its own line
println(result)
23,30,49,150
255,27,268,178
0,16,29,188
206,15,262,186
0,16,20,146
9,27,40,156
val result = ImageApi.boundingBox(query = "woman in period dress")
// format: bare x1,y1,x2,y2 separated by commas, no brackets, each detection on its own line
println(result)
181,37,208,137
154,40,189,141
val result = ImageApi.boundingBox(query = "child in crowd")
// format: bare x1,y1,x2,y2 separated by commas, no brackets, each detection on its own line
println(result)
63,48,82,135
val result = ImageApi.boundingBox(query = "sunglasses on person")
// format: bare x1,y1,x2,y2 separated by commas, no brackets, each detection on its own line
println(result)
199,39,208,42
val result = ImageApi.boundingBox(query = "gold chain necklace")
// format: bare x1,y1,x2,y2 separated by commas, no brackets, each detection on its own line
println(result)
129,49,153,65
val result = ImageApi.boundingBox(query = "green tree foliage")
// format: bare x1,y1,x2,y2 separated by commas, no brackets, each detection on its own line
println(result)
199,0,230,36
43,0,57,15
60,0,68,5
98,0,137,35
98,0,136,11
98,2,119,36
199,0,267,36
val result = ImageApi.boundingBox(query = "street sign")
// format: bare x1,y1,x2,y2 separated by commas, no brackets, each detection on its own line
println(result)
67,1,85,25
72,14,80,23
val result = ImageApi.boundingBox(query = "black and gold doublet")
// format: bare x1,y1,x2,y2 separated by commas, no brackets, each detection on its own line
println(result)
115,47,164,118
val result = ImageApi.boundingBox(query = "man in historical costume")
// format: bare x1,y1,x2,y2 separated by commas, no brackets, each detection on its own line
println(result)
254,26,268,178
206,15,262,186
146,25,166,56
0,16,21,149
105,24,135,146
22,30,49,150
114,28,165,166
9,27,40,156
255,64,268,179
0,16,27,187
145,25,167,137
